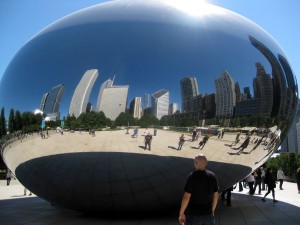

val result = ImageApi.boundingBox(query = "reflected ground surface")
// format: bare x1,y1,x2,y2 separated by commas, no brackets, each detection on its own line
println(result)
0,0,298,214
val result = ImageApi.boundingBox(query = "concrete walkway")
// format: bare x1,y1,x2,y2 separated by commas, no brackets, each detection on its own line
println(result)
0,179,299,225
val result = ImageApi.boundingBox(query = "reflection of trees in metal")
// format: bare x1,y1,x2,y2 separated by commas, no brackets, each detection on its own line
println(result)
0,0,298,215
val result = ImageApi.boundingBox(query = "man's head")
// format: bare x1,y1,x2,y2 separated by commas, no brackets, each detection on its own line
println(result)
194,154,208,170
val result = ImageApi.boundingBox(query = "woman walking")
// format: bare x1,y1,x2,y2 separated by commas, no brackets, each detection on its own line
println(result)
262,168,278,202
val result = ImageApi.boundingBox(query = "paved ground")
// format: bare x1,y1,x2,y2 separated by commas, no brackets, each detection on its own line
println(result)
0,179,299,225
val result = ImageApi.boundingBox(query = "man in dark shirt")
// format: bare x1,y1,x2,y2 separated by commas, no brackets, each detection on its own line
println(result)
144,133,152,151
179,154,219,225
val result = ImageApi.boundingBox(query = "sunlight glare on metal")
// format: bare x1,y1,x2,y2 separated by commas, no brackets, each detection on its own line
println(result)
166,0,224,17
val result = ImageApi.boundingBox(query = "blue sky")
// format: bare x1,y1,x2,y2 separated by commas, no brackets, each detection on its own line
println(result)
0,0,299,117
0,0,299,84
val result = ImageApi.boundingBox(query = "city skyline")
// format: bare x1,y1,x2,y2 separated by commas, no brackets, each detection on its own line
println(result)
34,53,296,122
0,0,296,124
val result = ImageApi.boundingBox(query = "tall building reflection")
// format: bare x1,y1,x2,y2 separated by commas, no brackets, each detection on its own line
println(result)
152,89,169,119
180,77,199,113
249,35,287,120
97,79,129,120
215,70,236,119
96,77,114,112
69,69,98,118
130,97,142,119
33,37,297,126
40,84,65,121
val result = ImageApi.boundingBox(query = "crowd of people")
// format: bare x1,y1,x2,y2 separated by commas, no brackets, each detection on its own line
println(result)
2,126,300,225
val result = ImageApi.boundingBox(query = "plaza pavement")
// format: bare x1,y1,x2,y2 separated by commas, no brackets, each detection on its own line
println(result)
0,178,300,225
1,129,300,224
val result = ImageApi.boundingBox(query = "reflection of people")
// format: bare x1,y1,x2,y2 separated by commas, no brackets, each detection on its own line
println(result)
144,133,152,151
179,154,219,225
249,137,263,153
178,134,185,150
6,170,14,186
195,130,201,141
262,168,278,202
132,128,138,138
198,135,209,150
144,128,149,136
192,129,197,142
24,188,32,196
231,132,241,146
277,167,285,190
234,136,250,155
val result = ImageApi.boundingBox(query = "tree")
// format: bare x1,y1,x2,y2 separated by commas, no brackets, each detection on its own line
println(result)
114,112,138,127
139,115,160,128
0,107,6,138
15,110,22,131
8,108,15,133
21,111,42,132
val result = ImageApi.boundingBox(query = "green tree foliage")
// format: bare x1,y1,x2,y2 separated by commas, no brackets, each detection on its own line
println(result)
21,111,43,132
71,111,110,130
65,115,77,130
8,108,15,133
15,110,22,131
139,115,160,128
266,153,300,181
0,107,6,138
114,112,138,127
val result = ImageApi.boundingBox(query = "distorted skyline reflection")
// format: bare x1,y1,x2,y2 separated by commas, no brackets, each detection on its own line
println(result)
0,0,298,215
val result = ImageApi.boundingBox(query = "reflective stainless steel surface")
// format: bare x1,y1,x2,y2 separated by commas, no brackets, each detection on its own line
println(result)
0,0,297,214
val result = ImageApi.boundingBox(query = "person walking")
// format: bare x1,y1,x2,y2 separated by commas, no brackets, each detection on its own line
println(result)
6,170,14,186
246,173,255,195
178,134,185,150
179,154,219,225
198,135,209,150
231,132,241,146
144,133,152,151
262,168,278,202
277,167,285,190
24,188,32,196
296,167,300,194
234,136,250,155
254,168,262,195
261,167,266,191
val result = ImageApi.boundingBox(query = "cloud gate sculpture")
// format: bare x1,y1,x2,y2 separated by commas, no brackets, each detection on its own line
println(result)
0,0,297,215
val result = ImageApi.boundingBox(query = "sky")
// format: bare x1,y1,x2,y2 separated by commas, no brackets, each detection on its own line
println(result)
0,0,299,117
0,0,299,84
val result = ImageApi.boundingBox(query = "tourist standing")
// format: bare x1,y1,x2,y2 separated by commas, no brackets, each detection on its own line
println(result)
179,154,219,225
246,173,255,195
261,167,266,190
144,133,152,151
192,129,197,142
254,168,262,195
277,167,285,190
178,134,185,150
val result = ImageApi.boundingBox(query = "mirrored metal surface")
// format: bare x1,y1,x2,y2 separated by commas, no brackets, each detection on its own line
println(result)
0,0,297,214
